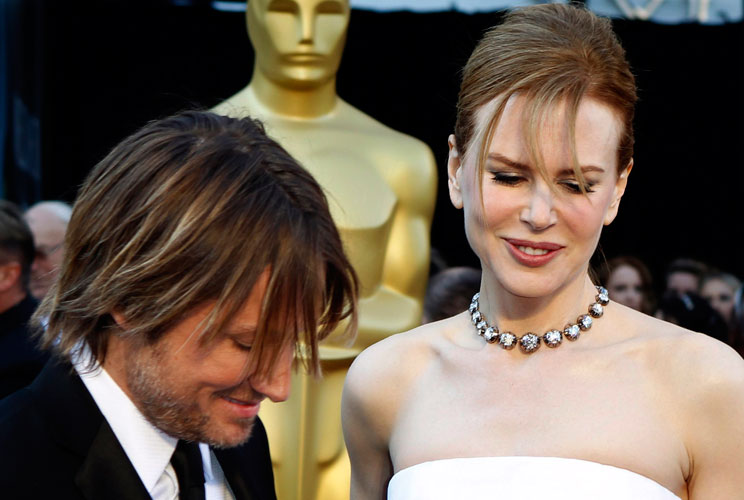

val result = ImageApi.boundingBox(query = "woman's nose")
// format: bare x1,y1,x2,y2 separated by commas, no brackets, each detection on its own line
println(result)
519,183,557,230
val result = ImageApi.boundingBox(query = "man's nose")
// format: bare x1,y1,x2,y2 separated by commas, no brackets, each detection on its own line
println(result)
252,347,294,403
519,182,557,231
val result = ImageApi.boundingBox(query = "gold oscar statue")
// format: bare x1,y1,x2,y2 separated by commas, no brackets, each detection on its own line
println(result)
213,1,437,498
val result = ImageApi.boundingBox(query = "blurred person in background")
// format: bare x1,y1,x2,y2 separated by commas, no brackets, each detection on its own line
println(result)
597,256,655,314
422,267,481,324
699,272,741,345
0,200,46,399
664,257,707,297
655,291,728,343
24,201,72,300
699,272,740,326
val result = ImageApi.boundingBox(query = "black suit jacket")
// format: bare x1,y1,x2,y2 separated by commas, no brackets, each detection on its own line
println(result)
0,294,46,399
0,360,277,500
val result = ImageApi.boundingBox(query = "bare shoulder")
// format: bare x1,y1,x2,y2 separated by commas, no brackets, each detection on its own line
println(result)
347,321,444,399
343,321,451,439
620,309,744,428
634,312,744,386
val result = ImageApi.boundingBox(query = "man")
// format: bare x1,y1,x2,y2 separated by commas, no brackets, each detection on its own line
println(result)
24,200,72,300
0,200,46,399
664,257,708,297
0,111,357,499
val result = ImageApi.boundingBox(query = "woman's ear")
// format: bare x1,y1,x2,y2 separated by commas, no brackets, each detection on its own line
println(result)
447,134,464,209
604,159,633,226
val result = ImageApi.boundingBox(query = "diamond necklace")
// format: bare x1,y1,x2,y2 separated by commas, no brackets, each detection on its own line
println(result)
469,286,609,354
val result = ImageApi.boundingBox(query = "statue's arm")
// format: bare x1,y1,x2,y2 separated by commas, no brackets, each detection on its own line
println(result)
380,144,438,311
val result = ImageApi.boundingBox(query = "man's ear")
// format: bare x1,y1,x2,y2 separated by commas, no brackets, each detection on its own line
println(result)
0,262,21,292
111,310,129,330
604,159,633,226
447,134,464,209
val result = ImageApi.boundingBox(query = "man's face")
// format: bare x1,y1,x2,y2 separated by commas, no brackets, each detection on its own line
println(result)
666,271,699,297
115,270,294,447
25,207,67,299
247,0,349,89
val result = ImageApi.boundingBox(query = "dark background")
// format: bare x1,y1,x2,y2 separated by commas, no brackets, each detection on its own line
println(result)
6,0,744,290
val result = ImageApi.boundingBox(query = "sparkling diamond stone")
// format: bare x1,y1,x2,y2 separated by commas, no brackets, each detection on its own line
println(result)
596,292,609,305
484,327,498,343
476,320,488,333
564,324,580,341
589,302,604,318
578,314,593,330
471,311,482,324
473,292,480,301
498,332,517,350
519,333,541,353
469,301,478,313
543,329,562,348
596,286,608,296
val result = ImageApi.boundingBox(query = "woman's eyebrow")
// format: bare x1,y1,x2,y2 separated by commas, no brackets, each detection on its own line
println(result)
486,152,529,170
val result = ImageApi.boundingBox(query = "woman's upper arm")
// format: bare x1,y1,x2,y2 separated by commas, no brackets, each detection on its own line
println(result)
685,343,744,499
342,346,397,500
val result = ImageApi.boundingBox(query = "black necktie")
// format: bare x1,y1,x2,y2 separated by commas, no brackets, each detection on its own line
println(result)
170,440,206,500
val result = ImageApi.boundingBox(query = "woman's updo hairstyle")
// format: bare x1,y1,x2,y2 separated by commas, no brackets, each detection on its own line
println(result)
454,3,637,187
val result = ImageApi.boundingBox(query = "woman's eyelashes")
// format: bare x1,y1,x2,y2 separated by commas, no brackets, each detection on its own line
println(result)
490,171,524,186
489,170,596,193
559,179,596,193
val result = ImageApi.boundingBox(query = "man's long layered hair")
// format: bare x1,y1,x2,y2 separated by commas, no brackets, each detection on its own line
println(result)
36,111,357,375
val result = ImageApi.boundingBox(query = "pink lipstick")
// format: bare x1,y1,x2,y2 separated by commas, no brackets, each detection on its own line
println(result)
504,238,563,267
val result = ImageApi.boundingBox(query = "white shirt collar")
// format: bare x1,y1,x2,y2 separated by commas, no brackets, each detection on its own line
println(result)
74,351,178,495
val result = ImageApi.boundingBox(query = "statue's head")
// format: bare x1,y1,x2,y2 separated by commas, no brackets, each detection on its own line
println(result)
246,0,350,89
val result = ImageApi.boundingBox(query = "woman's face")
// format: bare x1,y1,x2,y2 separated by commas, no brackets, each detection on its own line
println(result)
448,95,630,298
701,278,737,322
607,264,644,311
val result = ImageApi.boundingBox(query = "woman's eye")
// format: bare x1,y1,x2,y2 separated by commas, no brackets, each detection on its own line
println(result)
491,172,523,186
560,180,595,194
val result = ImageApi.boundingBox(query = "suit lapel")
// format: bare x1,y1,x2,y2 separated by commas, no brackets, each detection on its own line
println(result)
214,448,255,500
32,361,151,500
75,420,151,500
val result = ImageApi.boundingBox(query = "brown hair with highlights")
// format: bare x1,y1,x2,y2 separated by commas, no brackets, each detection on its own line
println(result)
36,110,357,376
454,3,637,186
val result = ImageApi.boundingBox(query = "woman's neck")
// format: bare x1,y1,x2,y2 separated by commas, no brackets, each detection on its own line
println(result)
477,273,599,336
250,69,338,119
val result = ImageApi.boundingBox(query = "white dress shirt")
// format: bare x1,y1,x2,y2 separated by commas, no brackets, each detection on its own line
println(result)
74,353,235,500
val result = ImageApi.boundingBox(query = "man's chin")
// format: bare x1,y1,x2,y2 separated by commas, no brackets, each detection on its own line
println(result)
201,419,256,449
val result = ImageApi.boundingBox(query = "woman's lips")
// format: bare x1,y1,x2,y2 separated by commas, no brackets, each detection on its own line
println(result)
504,238,563,267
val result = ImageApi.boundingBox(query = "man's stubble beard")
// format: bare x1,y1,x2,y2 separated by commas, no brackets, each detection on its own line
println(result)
125,343,255,448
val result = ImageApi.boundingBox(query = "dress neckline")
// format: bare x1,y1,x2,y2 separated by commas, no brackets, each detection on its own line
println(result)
391,456,681,500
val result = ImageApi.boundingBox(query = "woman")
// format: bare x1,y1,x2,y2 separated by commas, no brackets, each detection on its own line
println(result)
341,4,744,499
598,255,655,314
699,272,740,329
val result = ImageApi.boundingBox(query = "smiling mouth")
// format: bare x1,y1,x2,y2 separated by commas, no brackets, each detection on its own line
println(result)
221,396,258,406
504,239,563,267
516,245,550,256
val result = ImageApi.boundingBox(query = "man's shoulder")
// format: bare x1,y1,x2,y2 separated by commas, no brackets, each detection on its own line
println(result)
0,386,75,494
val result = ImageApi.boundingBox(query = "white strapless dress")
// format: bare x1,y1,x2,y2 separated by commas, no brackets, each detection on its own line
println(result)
388,457,682,500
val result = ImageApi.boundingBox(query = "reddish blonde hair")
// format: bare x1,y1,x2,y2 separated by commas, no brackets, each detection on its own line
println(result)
455,4,637,185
